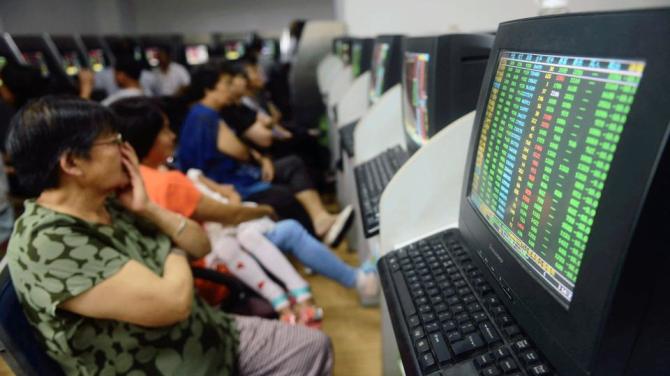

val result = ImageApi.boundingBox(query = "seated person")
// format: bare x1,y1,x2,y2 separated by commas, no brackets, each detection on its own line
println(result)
101,56,145,106
112,97,380,312
178,63,352,246
150,46,191,96
5,96,333,375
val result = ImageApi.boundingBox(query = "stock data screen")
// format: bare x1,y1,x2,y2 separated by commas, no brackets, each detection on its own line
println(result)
351,43,363,76
469,50,644,305
186,45,209,66
403,52,430,146
62,51,81,76
369,42,389,103
88,49,105,72
22,51,50,77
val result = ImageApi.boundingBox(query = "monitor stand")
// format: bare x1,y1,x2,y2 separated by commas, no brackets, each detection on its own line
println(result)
377,111,476,375
335,71,370,208
326,65,353,169
338,85,405,262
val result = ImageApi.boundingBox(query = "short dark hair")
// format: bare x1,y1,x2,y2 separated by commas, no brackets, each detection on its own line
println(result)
110,97,165,160
6,96,118,194
182,62,234,103
114,56,143,81
0,62,49,109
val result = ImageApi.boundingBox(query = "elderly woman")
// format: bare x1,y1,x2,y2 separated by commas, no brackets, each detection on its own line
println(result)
5,96,332,376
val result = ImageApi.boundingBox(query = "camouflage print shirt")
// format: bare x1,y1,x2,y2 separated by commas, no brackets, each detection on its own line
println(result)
7,200,239,376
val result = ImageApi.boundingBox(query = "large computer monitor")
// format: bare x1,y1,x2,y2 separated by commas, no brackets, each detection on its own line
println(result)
402,34,494,155
223,40,246,61
80,35,114,71
0,34,25,67
50,36,88,77
368,35,403,104
185,44,209,66
460,9,670,375
350,38,374,77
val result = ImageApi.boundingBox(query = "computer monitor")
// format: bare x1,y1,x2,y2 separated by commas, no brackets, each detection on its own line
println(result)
60,50,83,76
332,37,352,65
350,38,374,77
402,34,494,155
460,8,670,375
368,35,403,104
21,51,50,77
87,49,106,72
224,40,246,61
81,35,114,70
261,39,279,62
144,47,160,67
185,44,209,66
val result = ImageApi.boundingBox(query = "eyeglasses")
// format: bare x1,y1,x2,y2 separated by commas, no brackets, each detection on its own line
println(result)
92,133,123,147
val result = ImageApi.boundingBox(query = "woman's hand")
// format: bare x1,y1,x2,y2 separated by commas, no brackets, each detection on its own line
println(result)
258,204,278,220
260,157,275,182
117,143,150,213
217,184,242,205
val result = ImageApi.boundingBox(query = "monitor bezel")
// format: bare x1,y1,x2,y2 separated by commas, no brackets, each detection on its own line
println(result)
369,35,404,105
401,37,436,155
459,9,670,375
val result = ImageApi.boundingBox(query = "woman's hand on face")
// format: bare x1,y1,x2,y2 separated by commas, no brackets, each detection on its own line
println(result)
117,143,150,213
260,157,274,182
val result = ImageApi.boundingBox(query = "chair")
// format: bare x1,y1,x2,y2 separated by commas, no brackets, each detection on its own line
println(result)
0,267,64,376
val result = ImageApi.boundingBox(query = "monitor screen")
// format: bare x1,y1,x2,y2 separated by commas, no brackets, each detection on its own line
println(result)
88,49,106,72
145,47,160,67
402,51,431,146
0,56,6,71
341,42,351,65
369,42,390,103
22,51,50,77
469,50,645,306
351,42,363,77
261,40,276,57
186,45,209,65
225,41,245,60
61,51,82,76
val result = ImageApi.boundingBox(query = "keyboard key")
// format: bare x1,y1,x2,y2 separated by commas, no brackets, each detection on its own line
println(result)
419,305,432,313
474,353,495,368
434,303,448,313
446,331,462,342
529,364,551,376
498,315,514,327
460,322,476,333
451,304,465,314
438,311,452,321
472,312,488,322
411,327,424,340
425,322,440,333
422,313,436,322
458,287,472,296
480,365,501,376
431,295,444,304
408,315,420,327
443,320,457,331
447,296,461,305
521,350,540,365
428,332,452,364
512,338,531,353
463,294,477,304
420,352,436,371
468,303,482,313
451,333,485,357
493,347,510,359
456,313,470,323
479,321,501,345
416,338,430,353
392,272,416,317
499,358,518,373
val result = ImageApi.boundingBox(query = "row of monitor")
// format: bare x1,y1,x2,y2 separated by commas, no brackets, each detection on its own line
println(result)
0,33,279,83
336,7,670,375
335,34,492,155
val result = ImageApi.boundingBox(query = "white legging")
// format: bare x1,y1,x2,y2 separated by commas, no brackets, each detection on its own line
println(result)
203,220,310,311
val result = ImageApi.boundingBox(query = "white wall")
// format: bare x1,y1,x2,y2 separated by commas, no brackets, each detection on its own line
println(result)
128,0,335,36
337,0,670,36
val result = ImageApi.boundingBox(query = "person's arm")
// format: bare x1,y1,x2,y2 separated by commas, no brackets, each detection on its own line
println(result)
243,116,274,148
78,69,95,100
60,250,194,327
217,121,252,162
117,143,210,258
191,195,275,225
197,174,242,204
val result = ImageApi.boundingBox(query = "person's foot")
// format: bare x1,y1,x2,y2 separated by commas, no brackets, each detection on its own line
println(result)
323,205,354,247
314,214,336,239
356,269,380,307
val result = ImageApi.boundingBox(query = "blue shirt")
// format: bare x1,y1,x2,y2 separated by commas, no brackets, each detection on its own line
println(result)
177,103,270,198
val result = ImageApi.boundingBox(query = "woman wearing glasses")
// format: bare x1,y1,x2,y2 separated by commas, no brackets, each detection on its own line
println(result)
4,96,332,376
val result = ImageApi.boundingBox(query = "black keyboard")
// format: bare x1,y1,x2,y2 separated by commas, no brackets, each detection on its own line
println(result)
339,121,357,158
378,230,555,376
354,145,409,237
